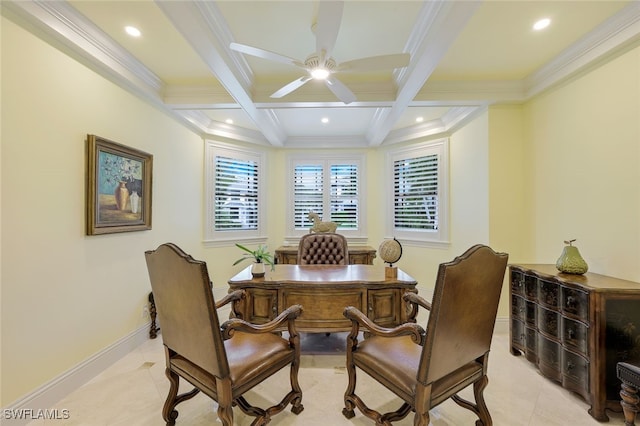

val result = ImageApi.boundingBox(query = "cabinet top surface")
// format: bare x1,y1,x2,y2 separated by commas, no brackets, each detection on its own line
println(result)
510,264,640,291
228,264,416,286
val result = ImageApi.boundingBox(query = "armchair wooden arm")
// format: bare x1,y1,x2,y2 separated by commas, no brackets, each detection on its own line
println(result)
403,292,431,311
343,306,425,347
215,289,245,310
221,304,303,339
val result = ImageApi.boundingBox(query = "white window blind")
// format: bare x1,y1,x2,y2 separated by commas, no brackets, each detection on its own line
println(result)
393,155,438,230
205,141,265,244
214,156,258,231
288,154,365,239
387,139,448,245
330,164,358,229
293,164,324,229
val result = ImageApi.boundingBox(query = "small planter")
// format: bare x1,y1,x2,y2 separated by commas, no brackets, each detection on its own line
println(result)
251,262,266,278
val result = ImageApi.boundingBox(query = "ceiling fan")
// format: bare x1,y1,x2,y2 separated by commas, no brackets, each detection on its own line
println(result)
230,1,410,104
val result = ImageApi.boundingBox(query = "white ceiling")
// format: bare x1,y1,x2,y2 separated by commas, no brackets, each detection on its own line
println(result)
4,0,639,148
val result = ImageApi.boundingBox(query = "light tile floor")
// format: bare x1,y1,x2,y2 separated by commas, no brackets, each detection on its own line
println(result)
24,327,627,426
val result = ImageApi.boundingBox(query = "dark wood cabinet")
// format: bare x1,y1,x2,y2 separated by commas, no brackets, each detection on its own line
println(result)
274,245,376,265
509,264,640,421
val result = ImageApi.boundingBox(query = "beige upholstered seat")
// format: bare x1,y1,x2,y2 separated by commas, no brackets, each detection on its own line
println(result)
145,243,304,425
342,244,508,425
297,233,349,265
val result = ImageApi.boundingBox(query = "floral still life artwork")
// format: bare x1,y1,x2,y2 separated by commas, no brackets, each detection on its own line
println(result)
86,134,153,235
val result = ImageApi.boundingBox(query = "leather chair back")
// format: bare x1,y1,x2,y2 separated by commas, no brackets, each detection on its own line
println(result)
145,243,229,378
297,233,349,265
418,244,508,384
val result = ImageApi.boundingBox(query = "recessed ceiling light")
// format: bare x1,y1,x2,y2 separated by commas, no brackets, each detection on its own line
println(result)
225,119,234,125
416,117,424,123
533,18,551,31
125,26,141,37
321,117,329,124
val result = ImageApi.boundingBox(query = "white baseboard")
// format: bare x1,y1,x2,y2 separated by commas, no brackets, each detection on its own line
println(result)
1,323,150,425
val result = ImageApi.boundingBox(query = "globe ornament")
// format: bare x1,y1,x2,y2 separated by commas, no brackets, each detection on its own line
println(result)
379,238,403,266
379,238,402,279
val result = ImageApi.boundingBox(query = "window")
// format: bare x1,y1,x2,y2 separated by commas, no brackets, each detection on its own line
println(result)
205,141,265,244
287,154,365,240
387,139,449,246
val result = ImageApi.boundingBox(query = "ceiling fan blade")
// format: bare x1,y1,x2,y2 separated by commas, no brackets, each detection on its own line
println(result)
336,53,411,72
270,76,313,98
325,76,356,104
314,1,344,62
230,42,303,68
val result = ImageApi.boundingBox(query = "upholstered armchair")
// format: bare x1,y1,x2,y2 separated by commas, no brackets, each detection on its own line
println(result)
145,243,304,426
342,244,508,425
297,233,349,265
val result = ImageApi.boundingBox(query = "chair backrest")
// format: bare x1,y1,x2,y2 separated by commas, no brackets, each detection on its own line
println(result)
145,243,229,379
297,233,349,265
418,244,508,384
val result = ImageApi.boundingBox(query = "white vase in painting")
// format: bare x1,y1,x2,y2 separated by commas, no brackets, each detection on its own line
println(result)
130,191,140,214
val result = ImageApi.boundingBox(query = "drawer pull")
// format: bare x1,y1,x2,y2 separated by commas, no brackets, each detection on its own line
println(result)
567,361,575,371
568,328,575,339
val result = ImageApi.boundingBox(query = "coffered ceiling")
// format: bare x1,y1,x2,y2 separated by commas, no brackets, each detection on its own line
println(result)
3,1,639,148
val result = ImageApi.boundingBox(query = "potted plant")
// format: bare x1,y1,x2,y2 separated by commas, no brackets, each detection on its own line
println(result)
233,243,275,277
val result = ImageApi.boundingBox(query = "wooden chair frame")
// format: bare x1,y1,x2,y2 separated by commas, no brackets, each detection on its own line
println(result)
145,243,304,426
341,244,508,426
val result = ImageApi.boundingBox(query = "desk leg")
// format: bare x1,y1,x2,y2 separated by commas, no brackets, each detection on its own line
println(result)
149,292,158,339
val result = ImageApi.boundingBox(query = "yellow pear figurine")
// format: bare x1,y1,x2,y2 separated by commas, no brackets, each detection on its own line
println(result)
556,239,588,274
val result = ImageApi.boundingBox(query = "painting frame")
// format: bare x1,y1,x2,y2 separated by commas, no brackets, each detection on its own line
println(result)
86,134,153,235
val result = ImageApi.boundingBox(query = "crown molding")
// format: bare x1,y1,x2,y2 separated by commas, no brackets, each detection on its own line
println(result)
525,2,640,98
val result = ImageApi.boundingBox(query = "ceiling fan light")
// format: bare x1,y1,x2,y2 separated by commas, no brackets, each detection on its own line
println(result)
311,68,330,80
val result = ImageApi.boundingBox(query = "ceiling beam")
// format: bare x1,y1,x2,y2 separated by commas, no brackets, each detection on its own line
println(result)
156,0,286,146
366,0,482,146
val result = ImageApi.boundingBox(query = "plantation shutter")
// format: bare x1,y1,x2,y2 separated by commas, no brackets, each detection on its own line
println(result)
294,164,324,229
214,156,258,231
393,154,439,230
330,164,358,229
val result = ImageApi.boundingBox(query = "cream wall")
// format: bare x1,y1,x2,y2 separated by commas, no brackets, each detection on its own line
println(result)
523,46,640,282
1,18,207,405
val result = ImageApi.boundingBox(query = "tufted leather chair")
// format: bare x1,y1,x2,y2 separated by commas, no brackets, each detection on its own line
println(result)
342,244,508,426
297,233,349,265
145,243,304,426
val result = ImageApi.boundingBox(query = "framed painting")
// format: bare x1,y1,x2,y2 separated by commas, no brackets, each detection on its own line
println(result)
86,134,153,235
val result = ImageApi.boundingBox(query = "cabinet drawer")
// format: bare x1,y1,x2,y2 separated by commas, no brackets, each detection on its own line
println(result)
525,301,537,326
524,274,537,299
525,326,538,363
538,279,559,308
247,288,278,323
537,306,560,338
281,288,364,329
511,295,525,320
368,289,399,326
538,334,562,381
511,318,525,350
562,350,589,397
561,286,589,320
511,270,524,295
561,316,589,356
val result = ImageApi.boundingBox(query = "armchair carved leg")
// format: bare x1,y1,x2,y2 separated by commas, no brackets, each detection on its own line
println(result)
621,382,639,426
162,369,199,425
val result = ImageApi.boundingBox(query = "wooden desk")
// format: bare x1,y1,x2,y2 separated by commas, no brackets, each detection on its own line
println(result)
228,264,417,333
274,245,376,265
